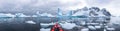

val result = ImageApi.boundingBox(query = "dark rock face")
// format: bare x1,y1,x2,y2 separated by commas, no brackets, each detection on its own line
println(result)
89,7,111,16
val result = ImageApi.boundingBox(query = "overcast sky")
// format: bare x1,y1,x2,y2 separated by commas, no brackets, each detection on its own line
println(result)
0,0,119,16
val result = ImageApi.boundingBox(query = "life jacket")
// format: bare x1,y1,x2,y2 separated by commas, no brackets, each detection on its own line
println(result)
50,23,64,31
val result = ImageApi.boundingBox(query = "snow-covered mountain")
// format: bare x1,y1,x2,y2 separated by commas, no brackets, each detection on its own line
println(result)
0,7,111,18
73,7,111,17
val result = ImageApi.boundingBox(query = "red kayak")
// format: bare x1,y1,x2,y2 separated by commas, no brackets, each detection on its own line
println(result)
50,23,64,31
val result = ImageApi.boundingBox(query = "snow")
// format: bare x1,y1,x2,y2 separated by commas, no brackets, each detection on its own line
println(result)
81,21,86,25
72,7,111,18
87,23,99,25
41,23,55,26
81,28,89,31
95,11,105,16
106,28,115,30
0,13,15,17
59,22,77,29
72,10,90,16
15,13,30,17
88,26,96,30
25,20,36,24
94,26,101,29
40,22,55,28
38,13,55,17
40,28,50,31
32,15,37,17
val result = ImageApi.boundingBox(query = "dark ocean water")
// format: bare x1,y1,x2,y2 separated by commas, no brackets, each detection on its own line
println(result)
0,17,119,31
0,17,58,31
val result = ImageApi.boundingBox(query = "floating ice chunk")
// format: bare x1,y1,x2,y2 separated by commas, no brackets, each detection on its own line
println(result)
59,22,76,29
88,26,96,30
40,22,55,28
81,21,86,25
106,28,115,30
40,28,50,31
25,21,36,24
95,26,101,29
87,23,99,25
81,28,89,31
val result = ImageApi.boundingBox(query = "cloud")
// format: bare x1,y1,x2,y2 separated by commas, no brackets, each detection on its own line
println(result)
0,0,86,15
0,0,119,16
105,0,120,16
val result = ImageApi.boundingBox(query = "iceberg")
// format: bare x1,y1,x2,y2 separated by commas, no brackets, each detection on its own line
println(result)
32,15,37,17
25,20,36,24
81,28,89,31
0,13,15,17
72,7,90,16
36,11,55,17
15,13,30,17
38,13,55,17
88,26,96,30
73,7,111,17
40,22,55,28
59,22,77,29
40,28,50,31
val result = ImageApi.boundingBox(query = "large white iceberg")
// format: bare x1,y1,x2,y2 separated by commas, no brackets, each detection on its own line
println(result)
15,13,30,17
0,13,15,17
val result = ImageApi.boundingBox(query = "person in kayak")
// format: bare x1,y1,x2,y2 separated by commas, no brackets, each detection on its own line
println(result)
50,23,64,31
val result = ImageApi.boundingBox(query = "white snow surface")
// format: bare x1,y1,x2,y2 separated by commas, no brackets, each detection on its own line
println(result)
39,13,55,17
41,23,55,26
72,10,90,16
0,13,15,17
88,26,96,30
40,28,50,31
25,21,36,24
32,15,37,17
106,28,115,30
15,13,30,17
94,26,101,29
81,28,89,31
40,22,55,28
59,22,77,29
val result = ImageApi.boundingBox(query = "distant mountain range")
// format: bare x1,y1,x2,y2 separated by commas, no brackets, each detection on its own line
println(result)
73,7,111,17
0,7,111,17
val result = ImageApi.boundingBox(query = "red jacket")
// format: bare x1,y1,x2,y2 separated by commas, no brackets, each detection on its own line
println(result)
50,23,64,31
